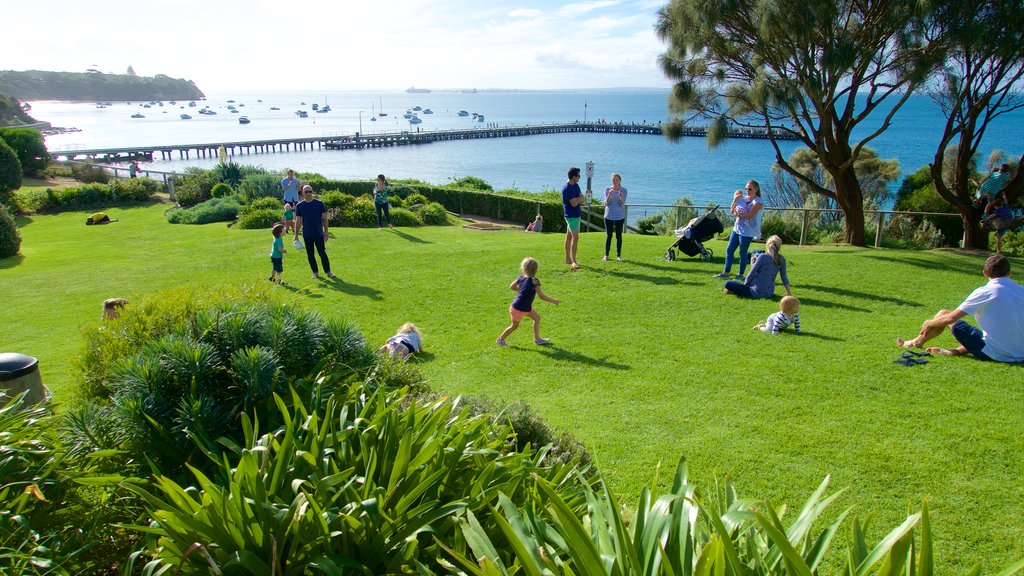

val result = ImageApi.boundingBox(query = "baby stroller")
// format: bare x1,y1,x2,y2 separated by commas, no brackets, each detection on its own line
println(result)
665,206,723,262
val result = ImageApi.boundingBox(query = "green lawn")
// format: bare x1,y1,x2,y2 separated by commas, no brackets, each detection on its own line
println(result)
2,203,1022,572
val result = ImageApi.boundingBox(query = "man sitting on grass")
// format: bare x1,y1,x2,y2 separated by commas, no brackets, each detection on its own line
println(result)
898,254,1024,362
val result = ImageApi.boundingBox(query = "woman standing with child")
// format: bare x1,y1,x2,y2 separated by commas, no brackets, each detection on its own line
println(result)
603,173,627,261
724,235,792,299
715,180,763,280
372,174,393,229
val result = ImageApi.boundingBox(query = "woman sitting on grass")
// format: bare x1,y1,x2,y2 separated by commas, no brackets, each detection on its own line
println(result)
723,235,792,299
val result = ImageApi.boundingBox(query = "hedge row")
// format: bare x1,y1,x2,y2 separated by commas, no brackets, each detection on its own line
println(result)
12,178,161,213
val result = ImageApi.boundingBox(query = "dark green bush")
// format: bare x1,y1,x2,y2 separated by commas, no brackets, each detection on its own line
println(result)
67,293,377,475
0,139,21,196
319,191,356,210
447,175,493,191
328,196,376,227
211,161,242,187
54,183,111,208
174,169,217,207
11,188,52,213
389,207,422,226
0,205,21,258
761,214,803,245
894,166,962,246
636,212,663,235
0,127,50,176
235,208,281,229
210,182,233,198
237,173,279,202
388,194,404,207
167,195,242,224
111,176,159,202
405,192,428,206
416,202,449,225
242,196,284,214
70,162,109,184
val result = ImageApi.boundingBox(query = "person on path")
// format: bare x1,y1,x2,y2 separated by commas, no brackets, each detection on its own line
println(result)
715,180,763,280
497,257,560,346
603,173,627,261
372,174,393,229
128,160,139,179
723,235,792,299
562,167,585,269
281,169,300,205
898,254,1024,362
293,185,336,280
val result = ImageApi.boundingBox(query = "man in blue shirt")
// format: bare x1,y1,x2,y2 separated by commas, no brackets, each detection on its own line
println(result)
293,185,336,280
281,169,300,205
562,167,585,269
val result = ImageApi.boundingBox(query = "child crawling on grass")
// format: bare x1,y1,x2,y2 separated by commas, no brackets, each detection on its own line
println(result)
754,295,801,335
497,257,560,346
380,323,423,359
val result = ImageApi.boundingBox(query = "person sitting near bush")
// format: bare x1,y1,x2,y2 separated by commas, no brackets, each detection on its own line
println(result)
898,253,1024,362
526,214,543,232
86,212,115,225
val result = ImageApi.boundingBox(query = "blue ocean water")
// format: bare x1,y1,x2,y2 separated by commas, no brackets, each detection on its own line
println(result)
31,90,1024,210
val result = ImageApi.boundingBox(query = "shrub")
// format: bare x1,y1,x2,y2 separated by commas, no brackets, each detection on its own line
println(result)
242,196,284,214
895,166,961,246
67,294,376,476
166,195,242,225
328,196,376,227
54,183,111,208
319,191,356,210
11,188,52,213
387,194,404,208
0,127,50,176
416,202,449,225
387,207,420,226
174,169,217,207
70,162,109,184
636,212,663,235
761,213,803,245
0,139,21,196
0,205,21,258
210,182,233,198
447,175,493,191
237,173,279,202
405,192,428,206
210,161,242,187
235,208,281,229
111,176,159,202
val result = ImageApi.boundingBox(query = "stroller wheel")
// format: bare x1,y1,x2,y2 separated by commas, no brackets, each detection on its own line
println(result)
700,250,712,262
665,249,676,261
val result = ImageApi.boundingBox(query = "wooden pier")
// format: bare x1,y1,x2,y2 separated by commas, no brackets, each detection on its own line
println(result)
48,122,797,162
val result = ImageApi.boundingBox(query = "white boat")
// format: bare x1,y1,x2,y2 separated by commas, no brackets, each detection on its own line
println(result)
296,110,308,117
239,116,251,124
409,115,422,124
131,113,145,118
188,101,197,107
458,110,469,116
378,96,387,116
423,108,433,114
412,106,422,111
180,114,192,120
403,111,413,118
270,106,280,110
477,115,485,122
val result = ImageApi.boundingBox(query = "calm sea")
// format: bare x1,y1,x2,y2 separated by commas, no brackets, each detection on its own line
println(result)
29,90,1024,211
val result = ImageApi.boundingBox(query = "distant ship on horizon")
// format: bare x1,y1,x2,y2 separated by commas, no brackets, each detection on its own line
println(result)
406,86,431,93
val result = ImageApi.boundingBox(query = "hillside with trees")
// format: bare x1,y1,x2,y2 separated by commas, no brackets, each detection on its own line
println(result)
0,69,205,102
0,93,37,126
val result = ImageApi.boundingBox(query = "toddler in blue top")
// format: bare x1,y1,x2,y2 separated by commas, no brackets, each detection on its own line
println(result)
269,223,287,284
497,257,560,346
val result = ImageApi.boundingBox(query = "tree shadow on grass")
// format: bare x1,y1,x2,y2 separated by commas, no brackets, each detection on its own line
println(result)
410,351,437,364
583,266,696,286
800,284,925,307
0,254,25,270
511,344,631,370
632,258,719,275
795,296,871,313
14,215,33,228
859,253,982,276
324,278,384,300
389,229,432,244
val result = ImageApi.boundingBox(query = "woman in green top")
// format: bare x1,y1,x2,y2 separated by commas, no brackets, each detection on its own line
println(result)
372,174,393,229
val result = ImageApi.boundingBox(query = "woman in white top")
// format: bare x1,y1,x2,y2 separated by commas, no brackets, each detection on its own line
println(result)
714,179,763,280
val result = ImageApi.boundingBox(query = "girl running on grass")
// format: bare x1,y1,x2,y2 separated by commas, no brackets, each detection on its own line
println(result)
497,257,560,346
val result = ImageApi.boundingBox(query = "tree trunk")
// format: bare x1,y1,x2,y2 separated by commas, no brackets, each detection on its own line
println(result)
961,207,988,250
833,169,866,246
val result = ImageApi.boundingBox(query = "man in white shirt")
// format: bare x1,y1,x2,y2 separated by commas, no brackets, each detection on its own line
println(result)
898,254,1024,362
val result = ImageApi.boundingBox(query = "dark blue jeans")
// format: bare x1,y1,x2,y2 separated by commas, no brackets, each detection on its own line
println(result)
304,236,331,275
375,202,391,228
724,280,753,298
724,230,754,275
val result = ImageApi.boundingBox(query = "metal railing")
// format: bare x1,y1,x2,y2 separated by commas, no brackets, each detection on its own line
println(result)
56,159,191,200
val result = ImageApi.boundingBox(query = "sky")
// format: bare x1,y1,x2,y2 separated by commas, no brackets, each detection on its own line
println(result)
4,0,674,92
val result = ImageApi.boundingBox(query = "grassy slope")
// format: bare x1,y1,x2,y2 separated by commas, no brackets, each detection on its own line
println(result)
1,203,1022,572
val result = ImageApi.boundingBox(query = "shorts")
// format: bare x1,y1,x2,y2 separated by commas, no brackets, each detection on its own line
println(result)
564,217,581,232
951,320,992,361
509,305,534,321
271,257,283,272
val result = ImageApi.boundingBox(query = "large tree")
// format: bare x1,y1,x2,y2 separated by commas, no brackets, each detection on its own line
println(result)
656,0,940,245
925,0,1024,249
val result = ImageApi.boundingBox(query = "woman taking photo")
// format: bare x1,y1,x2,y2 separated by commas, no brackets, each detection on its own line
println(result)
372,174,393,229
603,173,627,261
715,180,763,279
